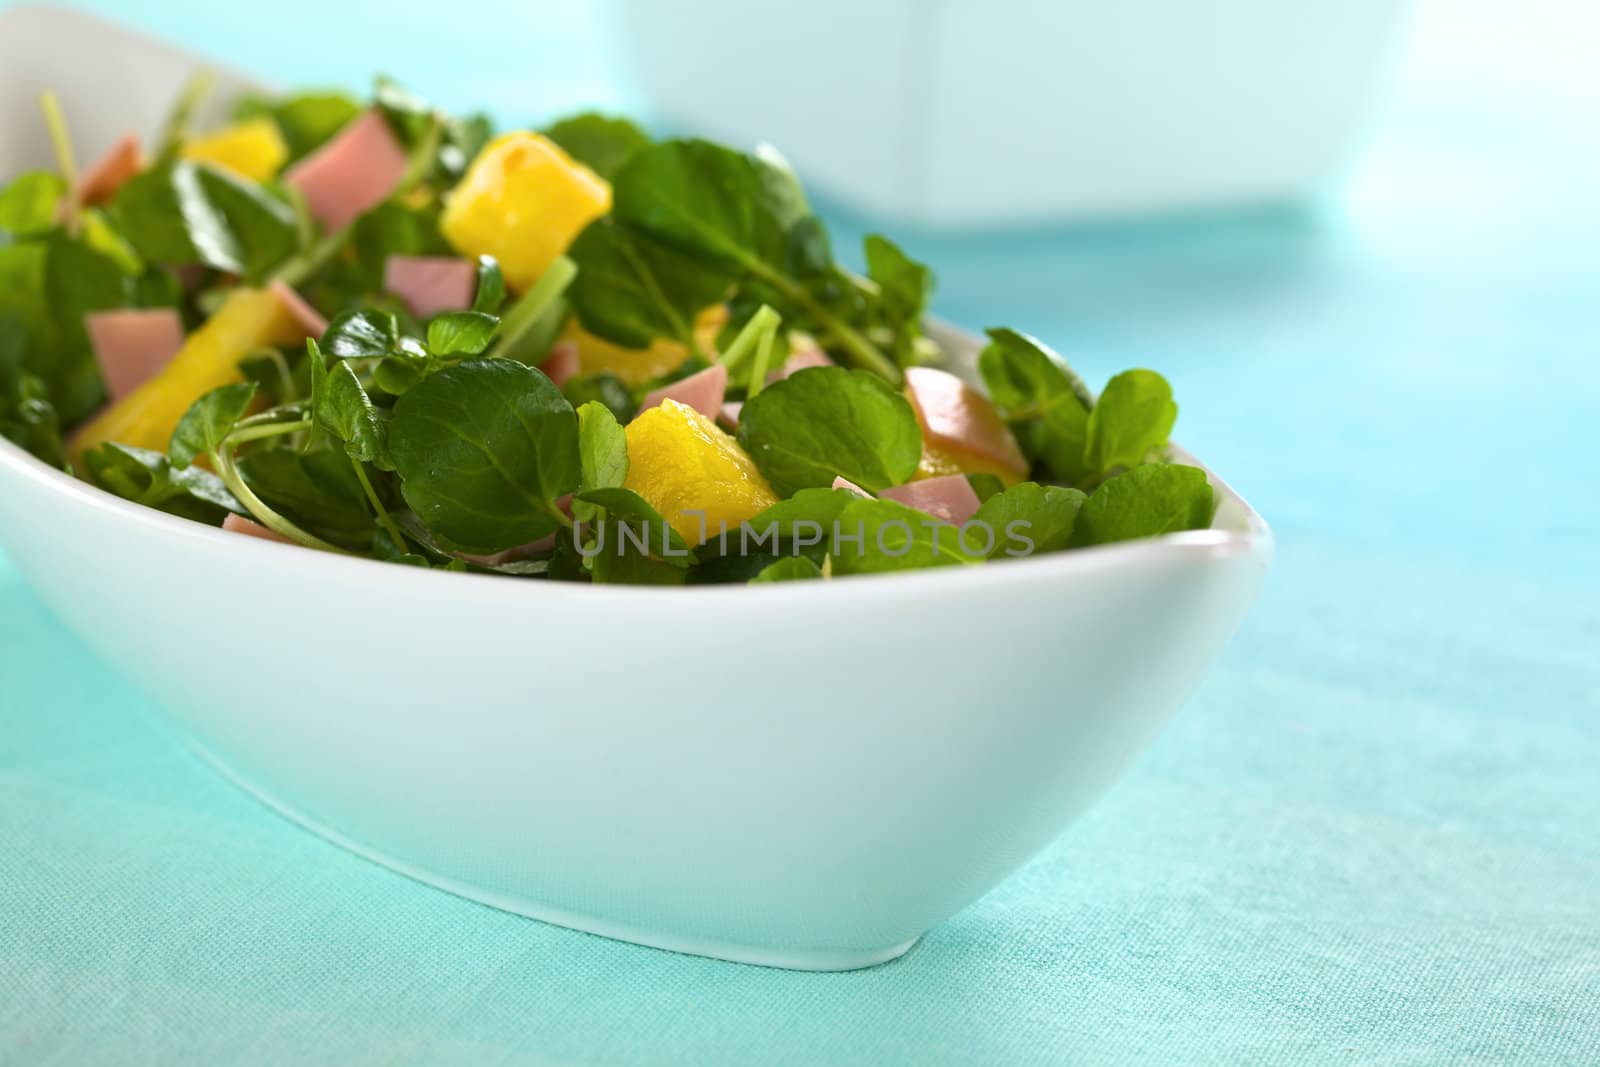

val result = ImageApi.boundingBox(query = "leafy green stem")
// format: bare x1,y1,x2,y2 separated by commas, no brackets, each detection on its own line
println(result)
212,418,347,553
38,91,79,231
718,304,781,375
496,255,578,356
744,312,780,399
349,455,409,549
156,70,216,158
747,262,900,383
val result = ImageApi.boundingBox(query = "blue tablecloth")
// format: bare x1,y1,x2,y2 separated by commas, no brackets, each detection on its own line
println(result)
3,2,1596,1063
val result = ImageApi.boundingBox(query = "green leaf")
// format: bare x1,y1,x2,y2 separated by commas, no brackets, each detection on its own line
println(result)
0,315,66,467
574,400,628,521
186,164,299,282
542,112,651,180
83,442,243,522
737,366,922,494
863,234,932,366
978,327,1093,484
313,355,387,465
750,556,822,583
1071,463,1214,546
829,497,982,575
169,381,257,468
970,482,1086,559
966,472,1006,503
426,310,499,356
0,172,67,237
472,255,505,314
1083,369,1177,477
322,308,399,358
575,486,694,566
237,444,375,547
745,486,858,543
107,166,197,266
235,91,361,161
567,216,730,349
611,139,794,272
561,372,635,425
388,358,580,552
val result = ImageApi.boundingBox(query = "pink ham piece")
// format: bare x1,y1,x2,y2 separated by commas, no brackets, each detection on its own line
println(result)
539,340,579,388
903,366,1028,480
84,308,185,401
284,110,409,231
831,476,870,496
269,281,328,339
639,363,728,419
767,347,832,383
76,133,143,206
717,401,742,432
222,514,296,545
384,255,477,319
879,475,982,525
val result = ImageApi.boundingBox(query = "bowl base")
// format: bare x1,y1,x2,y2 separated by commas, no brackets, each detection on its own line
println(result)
188,742,919,971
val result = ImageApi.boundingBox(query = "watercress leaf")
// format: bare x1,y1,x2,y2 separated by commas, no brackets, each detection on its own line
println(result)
611,139,791,271
169,381,257,468
575,400,628,506
372,528,431,567
235,91,361,161
323,308,400,358
750,556,822,583
374,76,435,145
388,358,579,552
1083,369,1177,477
567,216,731,348
542,112,651,180
237,444,375,547
737,366,922,494
752,143,810,231
863,233,932,365
83,442,243,522
438,113,493,183
978,327,1093,484
575,486,694,565
590,540,689,586
829,497,982,575
372,351,429,396
317,360,388,465
472,256,505,314
0,172,67,236
106,167,196,265
1070,463,1214,547
966,472,1006,503
168,162,246,274
188,163,299,282
561,372,635,424
979,327,1094,412
971,482,1086,559
426,310,499,356
746,486,857,542
0,318,67,467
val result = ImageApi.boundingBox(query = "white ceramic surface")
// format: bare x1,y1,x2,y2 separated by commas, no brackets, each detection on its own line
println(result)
0,6,1272,970
608,0,1414,227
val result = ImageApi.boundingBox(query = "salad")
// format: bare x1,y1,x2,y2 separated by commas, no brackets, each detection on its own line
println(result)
0,76,1216,585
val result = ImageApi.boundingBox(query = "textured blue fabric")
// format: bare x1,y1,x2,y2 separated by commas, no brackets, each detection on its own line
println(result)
2,2,1598,1064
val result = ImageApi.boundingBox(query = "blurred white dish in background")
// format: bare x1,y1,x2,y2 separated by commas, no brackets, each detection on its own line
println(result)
608,0,1414,227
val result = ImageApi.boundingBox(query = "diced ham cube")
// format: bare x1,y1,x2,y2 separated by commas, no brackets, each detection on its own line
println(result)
639,363,728,419
903,366,1028,480
222,514,296,545
879,475,982,525
269,281,328,340
831,476,870,496
767,347,833,383
84,308,186,401
76,133,144,206
384,255,477,319
283,110,409,231
539,340,579,388
717,401,742,432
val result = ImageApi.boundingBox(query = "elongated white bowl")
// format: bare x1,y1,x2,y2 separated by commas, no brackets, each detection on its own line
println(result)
0,6,1271,969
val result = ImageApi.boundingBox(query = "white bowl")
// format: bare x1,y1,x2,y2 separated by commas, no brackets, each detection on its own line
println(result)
608,0,1414,227
0,6,1272,970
